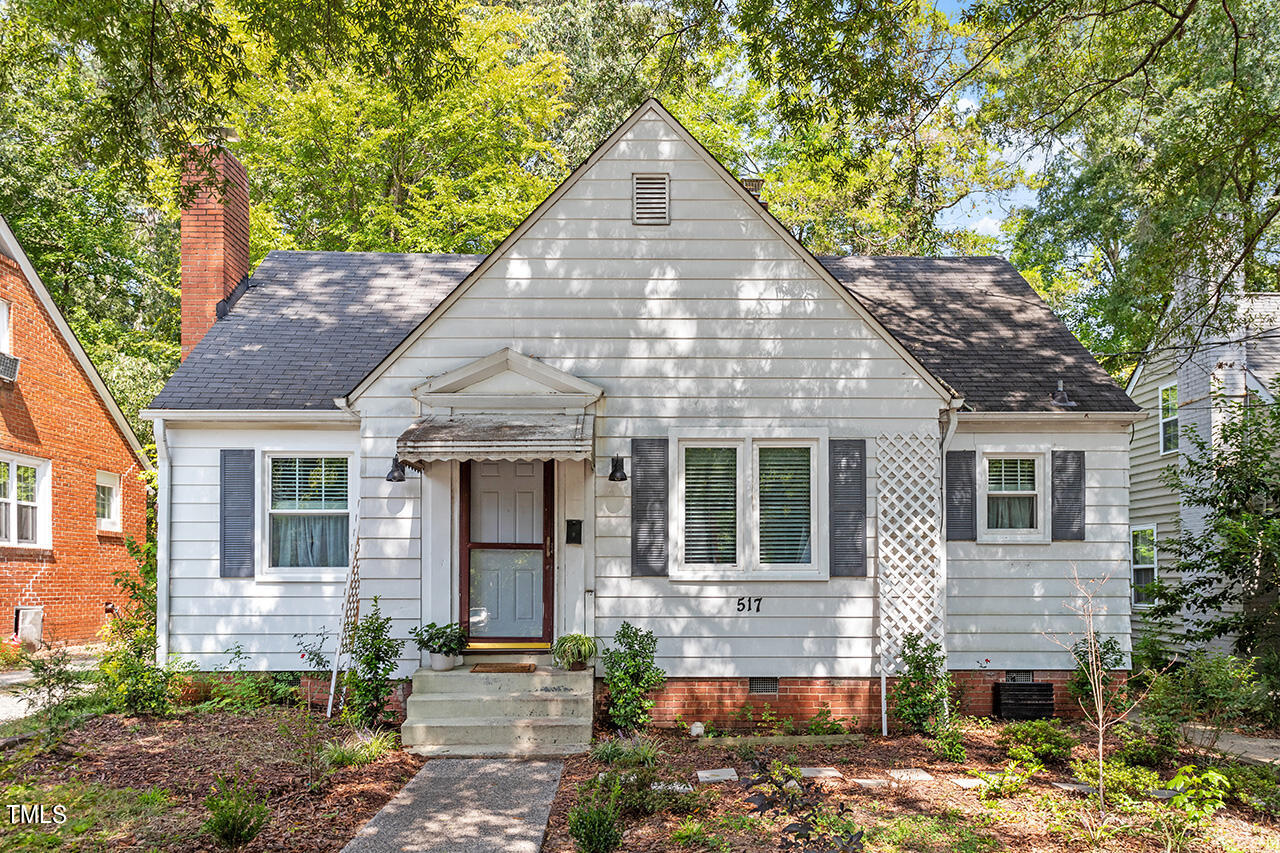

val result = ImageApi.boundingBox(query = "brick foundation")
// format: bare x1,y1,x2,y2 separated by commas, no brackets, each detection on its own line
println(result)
600,670,1124,731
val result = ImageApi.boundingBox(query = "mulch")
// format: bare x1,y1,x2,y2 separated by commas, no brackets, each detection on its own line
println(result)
16,707,425,852
542,723,1280,853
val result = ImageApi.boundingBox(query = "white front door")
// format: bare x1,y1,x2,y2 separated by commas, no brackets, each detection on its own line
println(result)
462,460,552,642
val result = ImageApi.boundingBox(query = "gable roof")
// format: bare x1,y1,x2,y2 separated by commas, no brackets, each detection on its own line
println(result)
0,216,153,470
821,256,1139,413
146,100,1139,417
340,99,956,406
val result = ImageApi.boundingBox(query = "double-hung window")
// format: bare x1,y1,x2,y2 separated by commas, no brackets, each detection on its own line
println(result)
0,454,48,547
977,449,1047,542
1131,526,1157,605
1159,384,1178,454
674,434,823,579
267,456,350,573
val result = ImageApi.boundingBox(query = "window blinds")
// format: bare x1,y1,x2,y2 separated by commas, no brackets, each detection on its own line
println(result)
758,446,812,564
683,446,737,564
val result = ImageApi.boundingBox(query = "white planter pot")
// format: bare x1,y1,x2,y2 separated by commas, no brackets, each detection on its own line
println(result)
429,653,455,672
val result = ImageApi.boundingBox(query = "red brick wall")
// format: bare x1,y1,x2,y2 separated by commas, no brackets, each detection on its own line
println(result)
180,146,250,360
0,254,148,644
606,670,1123,731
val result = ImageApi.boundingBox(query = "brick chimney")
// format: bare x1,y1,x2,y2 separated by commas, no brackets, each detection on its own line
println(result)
180,146,250,359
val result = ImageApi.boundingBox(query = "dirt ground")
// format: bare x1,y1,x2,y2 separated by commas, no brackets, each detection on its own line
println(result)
7,707,424,852
542,722,1280,853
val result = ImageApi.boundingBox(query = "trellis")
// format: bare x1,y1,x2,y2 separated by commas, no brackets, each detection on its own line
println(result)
326,527,364,718
874,432,946,735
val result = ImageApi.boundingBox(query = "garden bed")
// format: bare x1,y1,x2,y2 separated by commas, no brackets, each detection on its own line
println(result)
2,706,423,852
543,721,1280,853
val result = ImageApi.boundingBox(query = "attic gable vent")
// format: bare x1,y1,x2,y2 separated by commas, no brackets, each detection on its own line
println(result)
632,173,670,225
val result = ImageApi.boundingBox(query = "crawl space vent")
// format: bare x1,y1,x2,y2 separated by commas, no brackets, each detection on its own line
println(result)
1005,670,1034,683
632,174,670,225
748,676,779,694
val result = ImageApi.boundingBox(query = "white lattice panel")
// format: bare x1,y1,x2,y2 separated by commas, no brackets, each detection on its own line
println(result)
875,433,945,675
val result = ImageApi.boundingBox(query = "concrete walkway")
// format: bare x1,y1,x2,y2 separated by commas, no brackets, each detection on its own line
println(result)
1199,727,1280,767
342,758,563,853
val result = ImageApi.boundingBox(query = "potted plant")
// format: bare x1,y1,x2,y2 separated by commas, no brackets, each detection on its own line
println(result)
410,622,469,671
552,633,597,671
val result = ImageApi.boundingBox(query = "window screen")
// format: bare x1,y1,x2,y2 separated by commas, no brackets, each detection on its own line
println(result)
683,446,737,564
758,446,812,564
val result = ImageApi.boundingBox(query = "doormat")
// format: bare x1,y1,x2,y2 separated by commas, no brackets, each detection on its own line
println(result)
471,663,536,673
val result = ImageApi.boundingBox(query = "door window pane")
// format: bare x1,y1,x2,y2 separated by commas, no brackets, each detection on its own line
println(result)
684,446,737,564
758,446,812,564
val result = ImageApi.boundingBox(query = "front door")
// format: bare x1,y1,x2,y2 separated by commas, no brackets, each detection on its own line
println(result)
460,460,553,644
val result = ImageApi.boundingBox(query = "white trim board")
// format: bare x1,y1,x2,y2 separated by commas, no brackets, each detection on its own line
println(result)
0,215,152,471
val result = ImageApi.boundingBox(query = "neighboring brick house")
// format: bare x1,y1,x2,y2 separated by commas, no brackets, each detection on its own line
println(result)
0,216,151,646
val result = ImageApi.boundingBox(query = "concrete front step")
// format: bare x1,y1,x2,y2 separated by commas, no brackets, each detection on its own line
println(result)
410,665,593,694
401,715,592,748
405,742,587,758
406,691,591,719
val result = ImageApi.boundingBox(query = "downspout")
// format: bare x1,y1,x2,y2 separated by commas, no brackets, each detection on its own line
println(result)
153,418,171,665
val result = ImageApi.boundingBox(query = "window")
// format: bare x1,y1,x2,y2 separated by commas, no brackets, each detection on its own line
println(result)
632,173,670,225
0,454,48,547
673,434,823,579
1131,526,1157,605
1159,384,1179,454
95,471,121,532
0,299,10,354
267,456,349,571
986,458,1038,529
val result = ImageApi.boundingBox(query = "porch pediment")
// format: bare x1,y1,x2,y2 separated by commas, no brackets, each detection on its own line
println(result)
412,348,603,411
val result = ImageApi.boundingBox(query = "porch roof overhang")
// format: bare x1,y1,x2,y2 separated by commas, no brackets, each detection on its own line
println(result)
396,413,595,463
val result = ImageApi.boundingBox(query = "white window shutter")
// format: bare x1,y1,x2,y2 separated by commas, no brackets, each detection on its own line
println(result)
632,174,670,225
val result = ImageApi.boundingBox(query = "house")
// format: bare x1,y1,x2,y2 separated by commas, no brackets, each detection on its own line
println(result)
1126,290,1280,642
143,101,1142,752
0,217,151,647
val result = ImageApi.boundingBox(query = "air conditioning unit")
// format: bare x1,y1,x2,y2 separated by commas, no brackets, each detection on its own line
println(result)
0,353,19,383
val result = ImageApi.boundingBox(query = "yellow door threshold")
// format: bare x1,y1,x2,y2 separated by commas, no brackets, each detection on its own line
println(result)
465,641,551,651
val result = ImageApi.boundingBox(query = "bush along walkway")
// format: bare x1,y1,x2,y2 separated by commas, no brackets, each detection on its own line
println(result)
341,758,564,853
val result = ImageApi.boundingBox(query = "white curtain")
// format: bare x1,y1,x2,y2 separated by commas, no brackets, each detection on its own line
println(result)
270,514,348,567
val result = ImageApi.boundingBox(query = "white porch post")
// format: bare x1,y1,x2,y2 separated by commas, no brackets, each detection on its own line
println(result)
420,461,454,658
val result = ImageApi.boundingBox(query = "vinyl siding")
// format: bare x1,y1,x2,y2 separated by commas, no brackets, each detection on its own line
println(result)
1127,353,1180,635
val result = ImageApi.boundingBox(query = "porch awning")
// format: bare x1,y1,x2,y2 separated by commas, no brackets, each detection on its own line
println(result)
396,413,595,463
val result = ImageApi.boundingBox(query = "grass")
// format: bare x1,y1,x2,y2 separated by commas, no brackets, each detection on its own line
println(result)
0,781,175,852
671,817,731,852
320,729,399,769
864,812,1002,853
589,736,663,768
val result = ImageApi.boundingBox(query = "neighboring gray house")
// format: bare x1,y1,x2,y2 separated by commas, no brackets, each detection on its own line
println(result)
1126,291,1280,638
143,100,1142,754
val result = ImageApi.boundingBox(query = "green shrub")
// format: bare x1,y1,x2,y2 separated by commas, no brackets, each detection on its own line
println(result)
19,647,86,745
996,719,1077,766
600,622,666,732
1152,765,1230,852
202,775,269,848
589,736,662,768
99,538,183,715
929,722,966,762
1114,720,1180,768
971,760,1036,799
1071,757,1159,803
568,776,623,853
590,767,700,817
887,632,952,734
341,598,405,729
805,703,855,735
1142,653,1268,751
1217,762,1280,817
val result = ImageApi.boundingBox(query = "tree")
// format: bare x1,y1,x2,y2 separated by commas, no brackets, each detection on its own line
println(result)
229,8,570,255
1149,382,1280,659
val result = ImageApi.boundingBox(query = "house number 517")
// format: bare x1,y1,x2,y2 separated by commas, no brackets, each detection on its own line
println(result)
736,596,763,612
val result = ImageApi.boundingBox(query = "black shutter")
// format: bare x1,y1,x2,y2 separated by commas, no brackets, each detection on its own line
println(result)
630,438,668,577
945,450,977,541
829,439,867,577
1052,450,1086,541
220,449,255,578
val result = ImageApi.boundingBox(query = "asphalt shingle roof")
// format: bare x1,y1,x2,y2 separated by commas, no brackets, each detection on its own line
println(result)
151,250,1138,413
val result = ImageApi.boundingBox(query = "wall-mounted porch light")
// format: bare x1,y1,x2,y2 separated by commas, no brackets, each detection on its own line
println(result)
607,455,628,482
385,456,408,482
